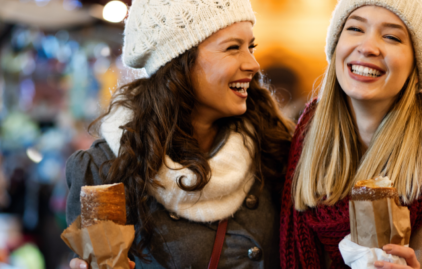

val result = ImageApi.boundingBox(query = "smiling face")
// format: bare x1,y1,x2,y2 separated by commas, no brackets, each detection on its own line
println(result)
190,21,260,121
335,6,414,103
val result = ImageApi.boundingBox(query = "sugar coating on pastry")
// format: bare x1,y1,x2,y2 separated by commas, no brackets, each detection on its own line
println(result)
80,183,126,228
351,176,398,201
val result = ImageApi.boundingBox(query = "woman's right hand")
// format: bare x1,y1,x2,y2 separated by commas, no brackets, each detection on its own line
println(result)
69,258,136,269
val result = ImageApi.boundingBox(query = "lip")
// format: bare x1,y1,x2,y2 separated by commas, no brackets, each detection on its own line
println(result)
231,90,248,98
347,61,386,73
230,78,252,83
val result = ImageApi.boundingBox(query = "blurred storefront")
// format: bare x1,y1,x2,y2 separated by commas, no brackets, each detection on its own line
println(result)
0,0,336,268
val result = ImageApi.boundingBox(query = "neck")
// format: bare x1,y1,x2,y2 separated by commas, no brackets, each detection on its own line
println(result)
191,110,219,153
347,97,394,152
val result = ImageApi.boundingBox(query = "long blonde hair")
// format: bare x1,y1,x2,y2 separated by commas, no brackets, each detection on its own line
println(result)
292,52,422,211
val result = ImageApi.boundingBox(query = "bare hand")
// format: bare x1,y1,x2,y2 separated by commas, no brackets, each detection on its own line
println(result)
69,258,87,269
374,244,420,269
69,258,136,269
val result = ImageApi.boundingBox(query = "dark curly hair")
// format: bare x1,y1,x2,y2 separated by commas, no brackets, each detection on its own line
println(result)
89,46,293,261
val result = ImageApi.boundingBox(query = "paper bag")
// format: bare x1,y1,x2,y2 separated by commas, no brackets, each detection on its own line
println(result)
61,216,135,269
349,198,411,248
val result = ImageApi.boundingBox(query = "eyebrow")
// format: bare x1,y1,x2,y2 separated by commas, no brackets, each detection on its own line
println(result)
219,37,255,45
348,15,407,32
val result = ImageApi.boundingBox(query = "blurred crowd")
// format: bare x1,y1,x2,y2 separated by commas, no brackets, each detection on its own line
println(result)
0,21,142,269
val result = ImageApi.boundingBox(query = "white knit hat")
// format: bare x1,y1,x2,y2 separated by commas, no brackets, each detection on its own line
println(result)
325,0,422,89
122,0,256,76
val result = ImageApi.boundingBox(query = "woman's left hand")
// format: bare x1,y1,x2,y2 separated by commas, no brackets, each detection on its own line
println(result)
374,244,420,269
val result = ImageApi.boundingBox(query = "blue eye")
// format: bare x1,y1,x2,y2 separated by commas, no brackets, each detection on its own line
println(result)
347,27,363,32
385,35,402,43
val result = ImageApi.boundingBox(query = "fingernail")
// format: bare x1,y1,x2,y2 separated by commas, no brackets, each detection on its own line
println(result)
80,263,87,269
374,261,383,267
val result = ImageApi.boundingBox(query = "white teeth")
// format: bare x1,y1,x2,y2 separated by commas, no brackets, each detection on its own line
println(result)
351,65,382,77
229,82,250,93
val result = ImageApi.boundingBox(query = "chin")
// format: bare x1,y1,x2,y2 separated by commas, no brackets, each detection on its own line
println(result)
228,108,247,117
343,88,376,101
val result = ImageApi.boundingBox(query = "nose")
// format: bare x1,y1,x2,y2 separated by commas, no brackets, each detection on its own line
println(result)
240,52,260,74
357,33,381,57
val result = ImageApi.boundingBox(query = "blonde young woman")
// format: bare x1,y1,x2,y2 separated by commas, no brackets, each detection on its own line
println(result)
280,0,422,268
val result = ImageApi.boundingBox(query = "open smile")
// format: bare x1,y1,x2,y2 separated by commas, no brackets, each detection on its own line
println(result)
347,62,386,82
229,79,250,98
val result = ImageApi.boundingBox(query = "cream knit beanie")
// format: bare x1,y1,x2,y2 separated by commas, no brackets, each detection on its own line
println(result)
326,0,422,88
122,0,256,76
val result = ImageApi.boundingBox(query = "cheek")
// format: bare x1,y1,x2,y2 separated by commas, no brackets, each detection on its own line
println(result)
334,38,350,80
335,48,347,86
386,53,414,91
198,57,233,88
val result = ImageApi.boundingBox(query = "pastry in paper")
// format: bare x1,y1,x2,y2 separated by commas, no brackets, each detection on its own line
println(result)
61,183,135,269
349,176,411,248
339,176,411,268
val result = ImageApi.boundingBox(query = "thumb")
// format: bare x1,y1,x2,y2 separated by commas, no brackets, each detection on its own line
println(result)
69,258,88,269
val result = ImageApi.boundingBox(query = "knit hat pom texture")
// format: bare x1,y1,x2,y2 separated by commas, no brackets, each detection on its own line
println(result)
325,0,422,89
123,0,256,76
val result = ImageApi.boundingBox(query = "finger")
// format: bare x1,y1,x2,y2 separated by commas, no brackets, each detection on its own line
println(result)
383,244,420,268
374,261,412,269
69,258,88,269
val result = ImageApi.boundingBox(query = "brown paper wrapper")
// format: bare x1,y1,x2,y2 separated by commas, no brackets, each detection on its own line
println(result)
349,198,411,248
61,216,135,269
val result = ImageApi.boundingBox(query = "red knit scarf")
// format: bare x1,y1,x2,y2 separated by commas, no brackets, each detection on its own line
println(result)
279,100,422,269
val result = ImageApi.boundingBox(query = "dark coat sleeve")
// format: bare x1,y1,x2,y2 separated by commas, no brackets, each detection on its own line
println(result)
65,139,115,226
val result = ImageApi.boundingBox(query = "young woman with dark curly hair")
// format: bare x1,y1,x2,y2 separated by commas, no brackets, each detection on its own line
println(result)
65,0,293,268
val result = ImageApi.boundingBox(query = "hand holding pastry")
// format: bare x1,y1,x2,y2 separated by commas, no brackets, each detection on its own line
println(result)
339,176,412,269
61,183,135,269
373,245,420,269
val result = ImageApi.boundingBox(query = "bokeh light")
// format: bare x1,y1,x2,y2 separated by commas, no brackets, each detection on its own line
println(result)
103,1,127,23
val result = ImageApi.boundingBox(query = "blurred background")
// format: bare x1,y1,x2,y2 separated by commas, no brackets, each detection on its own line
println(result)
0,0,337,268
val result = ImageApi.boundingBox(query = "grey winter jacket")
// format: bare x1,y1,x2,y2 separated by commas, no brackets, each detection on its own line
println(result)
65,139,282,269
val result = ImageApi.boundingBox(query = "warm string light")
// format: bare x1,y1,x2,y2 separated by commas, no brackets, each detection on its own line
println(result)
103,1,127,23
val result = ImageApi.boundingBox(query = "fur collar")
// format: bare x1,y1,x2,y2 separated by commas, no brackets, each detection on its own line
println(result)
100,105,255,222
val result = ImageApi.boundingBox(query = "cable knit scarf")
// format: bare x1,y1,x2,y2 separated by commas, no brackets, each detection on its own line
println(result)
100,104,255,223
279,100,422,269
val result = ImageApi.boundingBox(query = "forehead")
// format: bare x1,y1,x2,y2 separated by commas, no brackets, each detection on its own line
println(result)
199,21,254,47
347,5,406,28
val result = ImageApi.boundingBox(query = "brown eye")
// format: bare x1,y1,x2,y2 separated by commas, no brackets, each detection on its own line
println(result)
227,45,239,50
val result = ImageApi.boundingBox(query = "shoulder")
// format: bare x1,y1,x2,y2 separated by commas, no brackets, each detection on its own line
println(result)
65,139,115,226
296,98,318,134
289,98,318,151
66,139,115,168
283,99,318,187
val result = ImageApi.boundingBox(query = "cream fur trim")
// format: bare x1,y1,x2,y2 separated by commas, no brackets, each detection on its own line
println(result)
100,105,255,222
